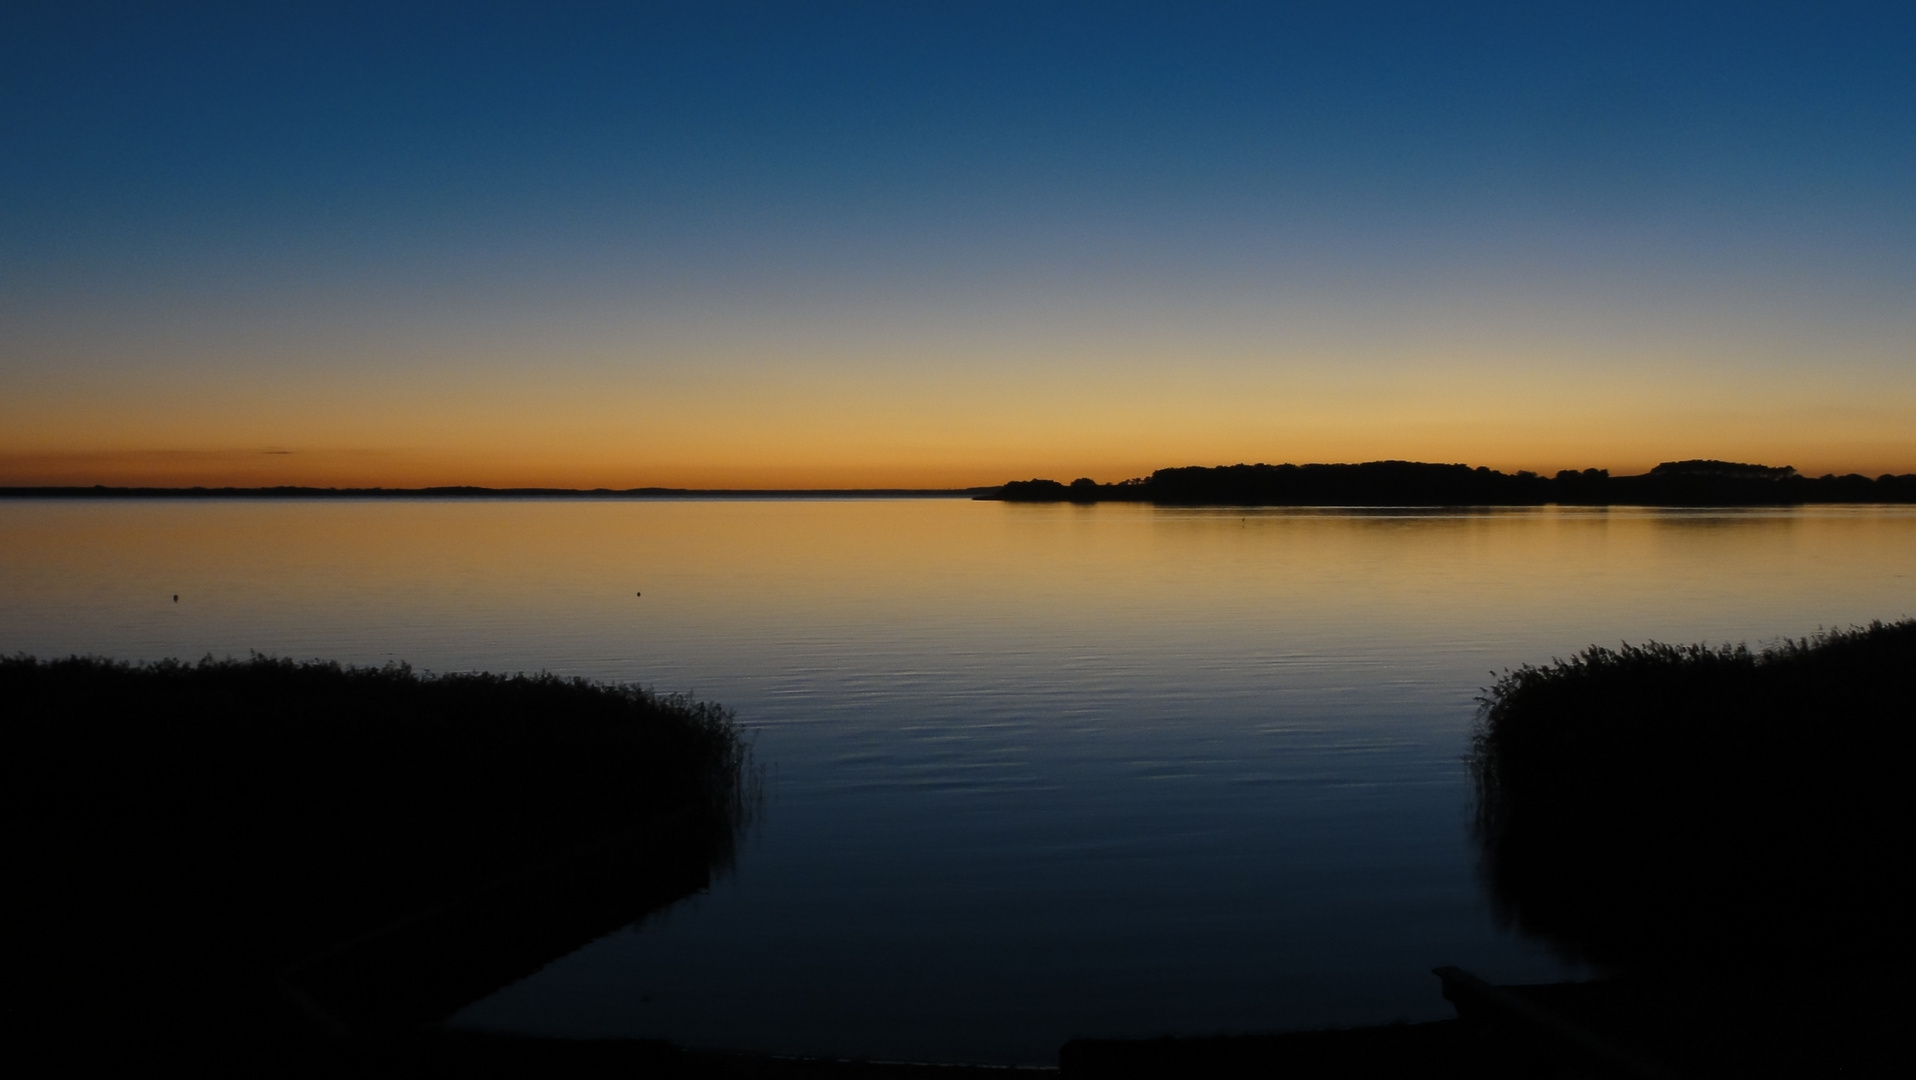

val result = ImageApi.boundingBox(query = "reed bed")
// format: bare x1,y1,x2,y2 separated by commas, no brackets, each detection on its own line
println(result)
8,654,752,1047
1469,619,1916,973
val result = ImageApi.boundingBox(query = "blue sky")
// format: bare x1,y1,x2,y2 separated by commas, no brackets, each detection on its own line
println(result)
4,3,1913,485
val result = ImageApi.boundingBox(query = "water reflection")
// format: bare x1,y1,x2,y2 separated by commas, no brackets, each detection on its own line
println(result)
3,500,1913,1063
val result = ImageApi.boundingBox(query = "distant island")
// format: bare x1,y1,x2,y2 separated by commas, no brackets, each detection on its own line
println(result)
987,459,1916,506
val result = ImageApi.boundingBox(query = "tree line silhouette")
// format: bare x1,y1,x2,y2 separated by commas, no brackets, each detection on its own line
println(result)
992,459,1916,506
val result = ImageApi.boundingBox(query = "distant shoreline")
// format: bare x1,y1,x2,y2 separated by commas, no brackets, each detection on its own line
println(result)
988,459,1916,507
9,457,1916,505
0,485,995,500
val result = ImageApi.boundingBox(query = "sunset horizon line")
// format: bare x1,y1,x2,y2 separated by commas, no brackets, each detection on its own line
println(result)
7,454,1914,496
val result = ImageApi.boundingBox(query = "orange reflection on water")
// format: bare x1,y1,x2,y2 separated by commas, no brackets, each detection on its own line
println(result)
2,500,1913,680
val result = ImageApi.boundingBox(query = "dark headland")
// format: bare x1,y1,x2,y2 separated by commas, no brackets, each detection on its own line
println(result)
989,459,1916,506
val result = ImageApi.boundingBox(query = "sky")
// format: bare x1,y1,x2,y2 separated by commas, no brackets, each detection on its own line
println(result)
3,2,1913,488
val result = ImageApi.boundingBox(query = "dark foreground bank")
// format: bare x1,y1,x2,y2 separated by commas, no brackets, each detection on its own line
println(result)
1066,621,1916,1078
1470,618,1916,975
14,622,1912,1076
9,655,752,1064
991,459,1916,506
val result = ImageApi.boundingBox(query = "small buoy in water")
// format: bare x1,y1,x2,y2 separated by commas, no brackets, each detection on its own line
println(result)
635,591,642,597
172,594,178,602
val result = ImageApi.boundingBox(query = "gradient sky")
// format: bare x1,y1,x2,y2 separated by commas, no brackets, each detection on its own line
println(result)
4,2,1913,487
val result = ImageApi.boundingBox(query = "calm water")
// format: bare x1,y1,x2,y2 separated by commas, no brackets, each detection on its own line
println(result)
6,499,1914,1063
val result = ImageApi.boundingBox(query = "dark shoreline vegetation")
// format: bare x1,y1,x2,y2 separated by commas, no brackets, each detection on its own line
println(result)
11,655,754,1065
13,621,1913,1076
992,459,1916,506
1471,619,1916,976
1075,620,1916,1078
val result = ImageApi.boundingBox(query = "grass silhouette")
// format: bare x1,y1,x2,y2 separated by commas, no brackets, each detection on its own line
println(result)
1469,619,1916,975
9,654,752,1056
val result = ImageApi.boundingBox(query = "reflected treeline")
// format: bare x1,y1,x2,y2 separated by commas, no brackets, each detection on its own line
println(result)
993,459,1916,505
9,655,753,1057
1469,619,1916,975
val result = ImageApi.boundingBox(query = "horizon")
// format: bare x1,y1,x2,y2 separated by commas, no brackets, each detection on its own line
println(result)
8,454,1912,496
5,4,1913,487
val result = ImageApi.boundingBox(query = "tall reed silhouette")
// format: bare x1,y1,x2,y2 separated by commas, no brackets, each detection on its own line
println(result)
1469,620,1916,974
9,655,754,1056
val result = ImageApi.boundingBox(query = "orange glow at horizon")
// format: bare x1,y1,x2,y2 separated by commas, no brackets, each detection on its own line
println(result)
8,6,1915,495
8,310,1913,488
6,425,1912,490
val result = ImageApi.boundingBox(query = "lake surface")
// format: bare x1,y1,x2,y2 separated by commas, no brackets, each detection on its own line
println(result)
5,499,1913,1064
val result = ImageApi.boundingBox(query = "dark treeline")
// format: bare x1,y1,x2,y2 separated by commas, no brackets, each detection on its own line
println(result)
991,459,1916,506
10,656,752,1060
1469,619,1916,976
